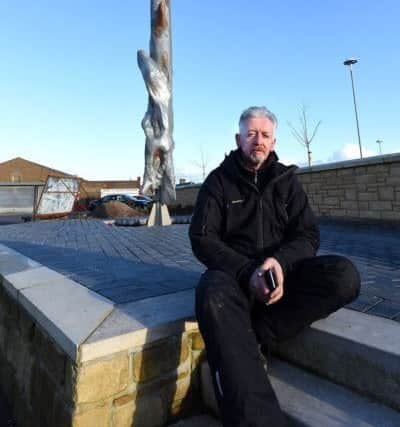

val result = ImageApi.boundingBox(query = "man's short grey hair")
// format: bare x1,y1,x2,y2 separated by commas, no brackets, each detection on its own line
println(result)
239,106,278,134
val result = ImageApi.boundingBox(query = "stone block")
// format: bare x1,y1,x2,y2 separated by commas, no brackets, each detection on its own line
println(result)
133,335,189,383
18,306,35,341
30,362,57,427
321,170,337,179
112,393,165,427
134,358,191,400
360,210,381,219
327,189,344,197
312,194,323,204
381,211,400,221
165,376,195,420
390,165,400,176
322,197,338,206
112,399,136,427
337,168,354,176
386,176,400,185
0,353,17,412
339,175,356,185
340,201,358,210
297,174,311,183
368,201,392,211
73,404,110,427
358,192,378,201
190,349,205,385
358,202,368,211
378,186,395,201
74,353,129,404
190,332,205,351
172,376,191,402
33,325,66,387
329,209,347,217
356,174,376,184
366,165,389,174
355,167,367,175
325,177,339,186
345,189,356,200
308,183,321,192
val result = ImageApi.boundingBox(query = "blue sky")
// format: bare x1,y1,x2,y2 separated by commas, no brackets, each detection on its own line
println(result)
1,1,399,182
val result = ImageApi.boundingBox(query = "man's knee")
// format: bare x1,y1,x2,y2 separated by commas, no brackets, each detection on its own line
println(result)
195,270,238,321
327,255,360,304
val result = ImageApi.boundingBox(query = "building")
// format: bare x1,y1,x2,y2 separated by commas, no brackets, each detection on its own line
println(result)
0,157,141,214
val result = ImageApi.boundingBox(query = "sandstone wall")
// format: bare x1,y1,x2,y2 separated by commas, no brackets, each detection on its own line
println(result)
175,153,400,221
0,281,205,427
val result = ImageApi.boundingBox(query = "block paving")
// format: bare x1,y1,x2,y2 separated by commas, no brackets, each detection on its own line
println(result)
0,218,398,321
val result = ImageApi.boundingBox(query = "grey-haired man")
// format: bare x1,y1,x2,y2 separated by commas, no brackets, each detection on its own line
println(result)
189,106,360,427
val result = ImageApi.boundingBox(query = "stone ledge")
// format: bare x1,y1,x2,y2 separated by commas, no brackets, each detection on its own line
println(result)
297,152,400,174
81,290,197,363
199,358,400,427
0,245,114,361
274,308,400,410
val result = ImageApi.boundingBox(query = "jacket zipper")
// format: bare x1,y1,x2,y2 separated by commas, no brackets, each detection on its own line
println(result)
259,198,264,249
254,171,264,249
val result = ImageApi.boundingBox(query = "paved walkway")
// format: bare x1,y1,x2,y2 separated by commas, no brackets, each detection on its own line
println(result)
0,218,399,321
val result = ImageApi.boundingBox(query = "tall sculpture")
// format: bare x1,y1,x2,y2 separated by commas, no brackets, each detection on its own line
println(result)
138,0,175,225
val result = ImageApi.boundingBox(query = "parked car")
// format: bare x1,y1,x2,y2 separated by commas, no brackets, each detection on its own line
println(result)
88,194,152,211
130,195,153,208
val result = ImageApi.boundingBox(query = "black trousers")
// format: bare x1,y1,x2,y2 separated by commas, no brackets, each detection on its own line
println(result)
195,255,361,427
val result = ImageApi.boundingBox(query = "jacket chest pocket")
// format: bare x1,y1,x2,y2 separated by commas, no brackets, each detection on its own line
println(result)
225,198,246,233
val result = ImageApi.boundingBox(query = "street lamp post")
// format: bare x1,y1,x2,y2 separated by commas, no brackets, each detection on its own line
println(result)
343,58,363,159
376,139,383,155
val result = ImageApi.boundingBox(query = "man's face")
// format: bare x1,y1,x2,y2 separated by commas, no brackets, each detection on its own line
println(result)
235,117,276,169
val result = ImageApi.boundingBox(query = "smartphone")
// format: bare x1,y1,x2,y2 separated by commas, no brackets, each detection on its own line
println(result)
264,269,277,292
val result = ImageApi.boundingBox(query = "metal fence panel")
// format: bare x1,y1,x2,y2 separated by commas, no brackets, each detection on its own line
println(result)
0,186,35,213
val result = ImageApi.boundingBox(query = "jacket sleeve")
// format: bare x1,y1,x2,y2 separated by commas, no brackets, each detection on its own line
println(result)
272,174,320,275
189,175,258,284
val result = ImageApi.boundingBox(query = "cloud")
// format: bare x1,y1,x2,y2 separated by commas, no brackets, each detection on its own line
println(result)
328,143,377,162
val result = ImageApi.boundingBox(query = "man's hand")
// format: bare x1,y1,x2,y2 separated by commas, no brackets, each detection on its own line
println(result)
249,257,284,305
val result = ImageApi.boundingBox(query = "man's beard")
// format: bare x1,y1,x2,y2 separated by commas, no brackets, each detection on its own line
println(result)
246,151,268,168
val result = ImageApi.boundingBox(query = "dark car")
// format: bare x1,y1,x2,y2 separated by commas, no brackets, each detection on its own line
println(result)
130,195,153,208
88,194,152,211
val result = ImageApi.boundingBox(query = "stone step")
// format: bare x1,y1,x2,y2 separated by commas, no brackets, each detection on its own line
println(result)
197,358,400,427
272,308,400,410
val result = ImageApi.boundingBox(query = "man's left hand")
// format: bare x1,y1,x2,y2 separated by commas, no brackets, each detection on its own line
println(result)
258,257,284,305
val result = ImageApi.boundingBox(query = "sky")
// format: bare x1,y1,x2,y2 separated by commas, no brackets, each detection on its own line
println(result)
1,0,399,183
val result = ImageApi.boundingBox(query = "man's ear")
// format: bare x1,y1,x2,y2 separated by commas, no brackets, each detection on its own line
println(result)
235,133,240,148
272,138,276,150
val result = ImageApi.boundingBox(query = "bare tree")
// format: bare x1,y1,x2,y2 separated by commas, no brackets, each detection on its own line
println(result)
288,104,321,167
191,146,209,181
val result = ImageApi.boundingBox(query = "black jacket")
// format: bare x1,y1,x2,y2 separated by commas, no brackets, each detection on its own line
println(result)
189,149,320,285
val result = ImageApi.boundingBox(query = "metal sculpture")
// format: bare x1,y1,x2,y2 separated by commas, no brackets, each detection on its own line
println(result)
137,0,176,209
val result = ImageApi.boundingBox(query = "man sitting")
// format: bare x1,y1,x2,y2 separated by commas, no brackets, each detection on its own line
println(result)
189,106,360,427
